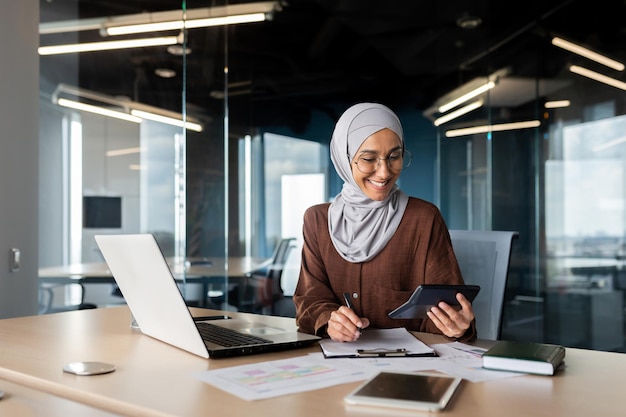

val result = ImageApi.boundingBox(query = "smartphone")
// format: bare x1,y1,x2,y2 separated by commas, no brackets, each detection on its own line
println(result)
388,284,480,319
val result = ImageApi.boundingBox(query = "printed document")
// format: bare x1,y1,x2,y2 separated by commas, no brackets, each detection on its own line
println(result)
319,328,435,357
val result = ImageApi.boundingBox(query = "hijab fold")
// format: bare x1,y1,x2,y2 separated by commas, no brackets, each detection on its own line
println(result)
328,103,409,263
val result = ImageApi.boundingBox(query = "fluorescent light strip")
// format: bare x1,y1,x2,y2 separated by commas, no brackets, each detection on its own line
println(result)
552,37,624,71
434,100,483,126
130,109,203,132
569,65,626,90
39,36,178,55
105,13,266,36
57,98,142,123
106,147,144,157
592,136,626,152
40,17,104,35
438,81,495,113
544,100,571,109
445,120,541,138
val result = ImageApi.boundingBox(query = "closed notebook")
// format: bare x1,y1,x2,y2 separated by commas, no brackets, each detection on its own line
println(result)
482,341,565,376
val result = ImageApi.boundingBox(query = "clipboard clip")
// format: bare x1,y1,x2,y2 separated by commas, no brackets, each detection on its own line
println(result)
356,348,407,357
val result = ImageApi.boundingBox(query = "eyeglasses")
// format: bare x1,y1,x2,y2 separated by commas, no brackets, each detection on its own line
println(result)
351,150,412,174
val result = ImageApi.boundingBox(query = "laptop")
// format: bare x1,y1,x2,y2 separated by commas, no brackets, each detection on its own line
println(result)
94,234,320,359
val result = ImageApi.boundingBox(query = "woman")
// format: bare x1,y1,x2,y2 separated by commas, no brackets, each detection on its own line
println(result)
293,102,476,342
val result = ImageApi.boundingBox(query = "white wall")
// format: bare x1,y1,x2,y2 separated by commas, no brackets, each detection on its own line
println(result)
0,0,39,318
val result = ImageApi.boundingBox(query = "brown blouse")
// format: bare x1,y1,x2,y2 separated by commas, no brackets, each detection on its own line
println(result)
293,197,477,341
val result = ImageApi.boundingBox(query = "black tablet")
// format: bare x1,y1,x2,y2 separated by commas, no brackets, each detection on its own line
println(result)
388,284,480,319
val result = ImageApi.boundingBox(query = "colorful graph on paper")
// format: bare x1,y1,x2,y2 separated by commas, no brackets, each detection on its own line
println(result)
196,355,371,400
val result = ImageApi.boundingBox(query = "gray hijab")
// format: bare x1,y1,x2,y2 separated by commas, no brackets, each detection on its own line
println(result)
328,103,409,263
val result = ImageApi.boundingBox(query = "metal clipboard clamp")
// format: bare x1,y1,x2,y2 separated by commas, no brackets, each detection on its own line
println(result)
319,328,437,358
356,348,408,357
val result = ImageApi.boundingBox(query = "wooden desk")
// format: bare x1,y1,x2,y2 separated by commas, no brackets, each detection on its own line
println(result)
1,307,625,417
38,257,270,309
0,379,118,417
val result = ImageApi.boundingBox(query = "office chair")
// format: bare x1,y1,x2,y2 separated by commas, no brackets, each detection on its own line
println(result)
448,230,519,340
241,237,297,315
38,282,97,314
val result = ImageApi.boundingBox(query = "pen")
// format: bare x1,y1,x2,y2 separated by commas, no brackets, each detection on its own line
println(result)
343,292,363,333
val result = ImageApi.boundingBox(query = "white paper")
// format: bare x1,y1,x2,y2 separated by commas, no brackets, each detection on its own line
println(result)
319,328,435,357
431,342,522,382
196,340,522,401
195,354,371,400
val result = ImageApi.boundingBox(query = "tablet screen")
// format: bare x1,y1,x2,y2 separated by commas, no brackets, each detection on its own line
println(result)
344,371,462,411
388,284,480,319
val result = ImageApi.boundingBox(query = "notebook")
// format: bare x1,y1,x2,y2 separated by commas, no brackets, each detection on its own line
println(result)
94,234,320,359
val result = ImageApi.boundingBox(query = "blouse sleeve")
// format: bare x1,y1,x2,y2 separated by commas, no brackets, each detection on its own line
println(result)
293,205,338,336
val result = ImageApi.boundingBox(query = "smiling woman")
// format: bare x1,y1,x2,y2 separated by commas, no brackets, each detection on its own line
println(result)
293,102,477,343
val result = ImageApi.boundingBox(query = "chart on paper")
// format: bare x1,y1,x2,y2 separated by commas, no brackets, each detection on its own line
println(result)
196,355,370,400
236,362,335,388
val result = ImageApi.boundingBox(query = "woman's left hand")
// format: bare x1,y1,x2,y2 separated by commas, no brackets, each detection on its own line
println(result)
426,293,474,339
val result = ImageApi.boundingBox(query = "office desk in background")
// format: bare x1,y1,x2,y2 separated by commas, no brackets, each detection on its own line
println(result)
545,256,626,351
1,306,626,417
38,257,270,310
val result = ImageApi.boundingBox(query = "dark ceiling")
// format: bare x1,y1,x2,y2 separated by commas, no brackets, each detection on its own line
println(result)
39,0,626,134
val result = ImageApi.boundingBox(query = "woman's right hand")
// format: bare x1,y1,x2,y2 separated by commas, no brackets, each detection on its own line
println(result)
326,306,370,342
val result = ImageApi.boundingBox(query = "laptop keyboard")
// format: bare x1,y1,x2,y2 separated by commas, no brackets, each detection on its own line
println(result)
196,322,273,347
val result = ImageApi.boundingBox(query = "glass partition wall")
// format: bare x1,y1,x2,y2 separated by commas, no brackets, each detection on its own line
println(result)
435,29,626,350
39,1,626,352
38,0,327,313
39,1,202,309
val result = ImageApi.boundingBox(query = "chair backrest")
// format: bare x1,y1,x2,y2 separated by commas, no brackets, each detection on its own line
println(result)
270,237,296,267
448,230,518,340
245,237,297,311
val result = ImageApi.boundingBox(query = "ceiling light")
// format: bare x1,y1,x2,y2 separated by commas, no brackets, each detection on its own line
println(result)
39,36,178,55
57,98,142,123
52,84,204,132
105,13,267,36
106,147,144,157
101,2,279,36
569,65,626,90
167,44,191,56
130,109,203,132
155,68,176,78
438,81,495,113
544,100,570,109
445,120,541,138
39,2,281,36
40,17,104,35
434,100,483,126
552,37,624,71
456,15,482,30
423,68,509,122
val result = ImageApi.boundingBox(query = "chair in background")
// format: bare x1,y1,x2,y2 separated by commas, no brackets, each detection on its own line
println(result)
38,282,98,314
240,237,297,316
448,230,519,340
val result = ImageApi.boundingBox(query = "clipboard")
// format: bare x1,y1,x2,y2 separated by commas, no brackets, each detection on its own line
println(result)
319,328,437,358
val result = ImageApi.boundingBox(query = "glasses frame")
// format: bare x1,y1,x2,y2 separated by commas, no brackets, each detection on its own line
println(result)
349,149,413,174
